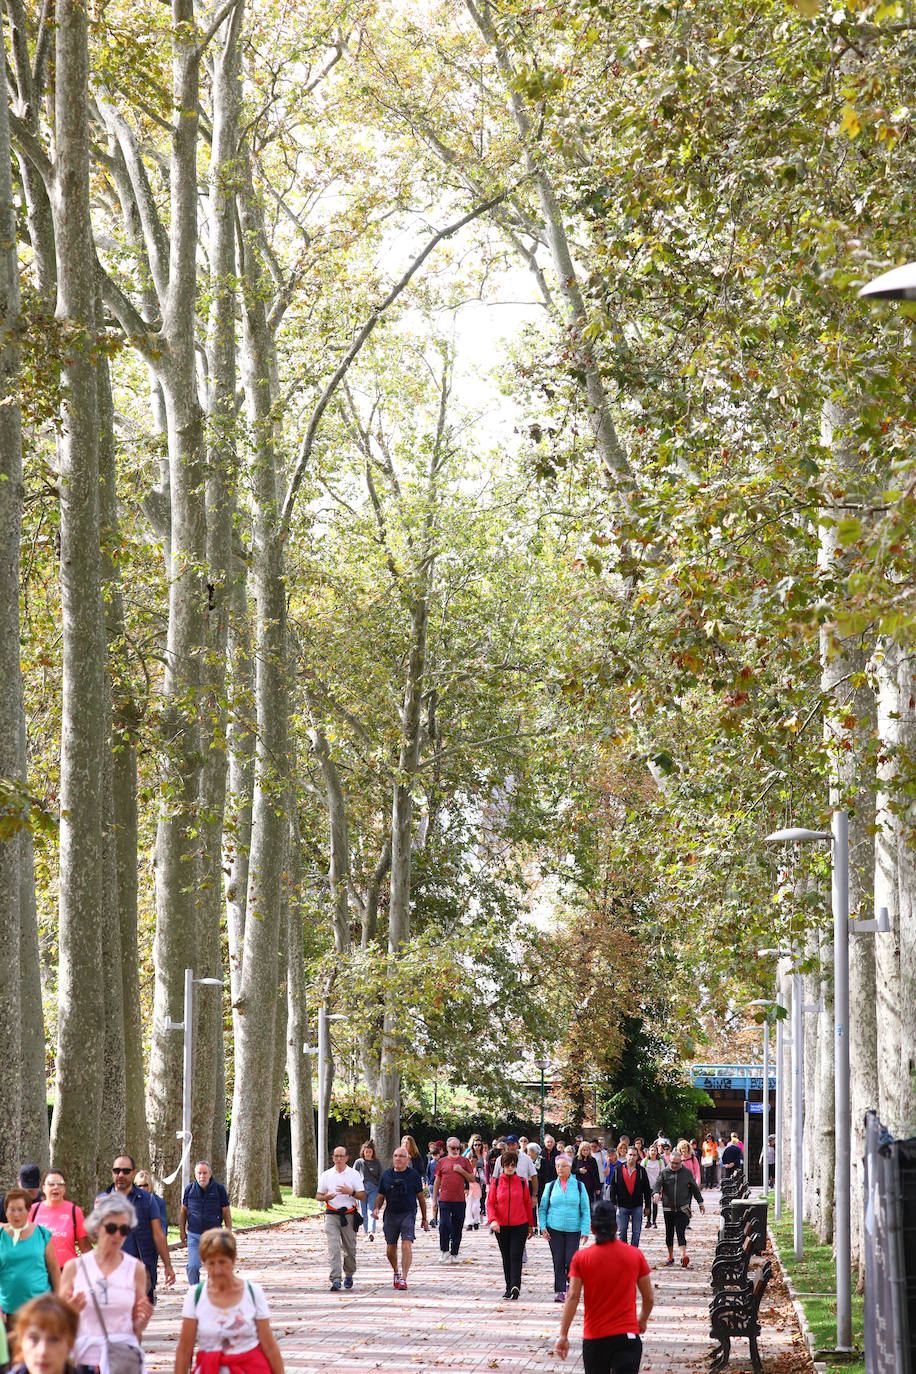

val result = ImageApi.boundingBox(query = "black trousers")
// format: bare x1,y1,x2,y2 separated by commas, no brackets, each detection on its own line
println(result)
702,1164,717,1188
547,1228,580,1292
582,1334,643,1374
495,1223,527,1292
663,1209,688,1249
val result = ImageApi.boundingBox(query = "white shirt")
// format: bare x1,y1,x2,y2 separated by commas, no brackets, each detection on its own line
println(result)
492,1151,536,1181
182,1279,269,1354
317,1165,363,1209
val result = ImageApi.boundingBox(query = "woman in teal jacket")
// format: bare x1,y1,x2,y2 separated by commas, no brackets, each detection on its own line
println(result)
537,1153,591,1301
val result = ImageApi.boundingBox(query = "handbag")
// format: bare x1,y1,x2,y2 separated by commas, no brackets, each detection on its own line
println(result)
78,1254,144,1374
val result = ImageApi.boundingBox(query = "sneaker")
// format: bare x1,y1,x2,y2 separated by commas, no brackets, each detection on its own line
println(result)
396,1276,408,1290
438,1252,450,1264
343,1275,354,1289
553,1291,565,1303
663,1258,675,1267
450,1253,460,1263
681,1256,690,1268
509,1286,520,1300
393,1272,401,1288
368,1234,374,1243
330,1280,342,1291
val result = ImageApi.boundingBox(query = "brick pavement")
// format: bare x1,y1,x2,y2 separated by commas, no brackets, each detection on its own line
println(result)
145,1192,811,1374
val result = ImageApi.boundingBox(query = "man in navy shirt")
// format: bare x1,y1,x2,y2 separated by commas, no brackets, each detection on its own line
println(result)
103,1154,175,1301
180,1159,232,1284
374,1146,428,1290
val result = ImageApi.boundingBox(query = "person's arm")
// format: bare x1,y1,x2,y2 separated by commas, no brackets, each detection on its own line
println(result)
44,1239,62,1293
453,1158,475,1183
554,1275,583,1359
222,1205,232,1229
255,1319,284,1374
692,1177,705,1211
179,1204,189,1244
373,1184,386,1220
431,1172,440,1216
173,1317,198,1374
151,1216,176,1286
417,1185,428,1230
636,1273,654,1332
132,1262,153,1340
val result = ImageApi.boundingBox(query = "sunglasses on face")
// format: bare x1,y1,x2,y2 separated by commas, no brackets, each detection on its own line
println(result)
103,1223,131,1236
112,1167,133,1175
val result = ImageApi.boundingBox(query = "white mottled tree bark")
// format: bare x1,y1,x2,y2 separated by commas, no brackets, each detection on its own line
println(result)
872,640,904,1133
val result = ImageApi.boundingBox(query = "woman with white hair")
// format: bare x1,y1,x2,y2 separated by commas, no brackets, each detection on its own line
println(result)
61,1194,152,1374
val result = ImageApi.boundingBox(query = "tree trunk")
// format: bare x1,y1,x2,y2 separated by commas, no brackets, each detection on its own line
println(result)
270,905,288,1205
225,568,255,1006
48,0,108,1203
873,640,904,1133
815,926,835,1245
226,155,288,1206
286,780,317,1197
0,58,24,1182
802,926,819,1228
896,649,916,1136
19,817,48,1168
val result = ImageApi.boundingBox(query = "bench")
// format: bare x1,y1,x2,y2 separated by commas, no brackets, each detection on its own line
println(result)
710,1237,755,1293
708,1263,774,1372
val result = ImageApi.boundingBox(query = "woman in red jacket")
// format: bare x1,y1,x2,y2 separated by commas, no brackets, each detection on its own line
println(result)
487,1152,534,1301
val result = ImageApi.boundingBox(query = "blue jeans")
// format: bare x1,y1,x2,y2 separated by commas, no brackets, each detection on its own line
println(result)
360,1185,379,1234
186,1232,202,1284
617,1206,643,1247
438,1200,466,1253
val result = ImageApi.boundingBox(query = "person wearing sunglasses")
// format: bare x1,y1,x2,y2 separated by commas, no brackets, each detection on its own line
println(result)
60,1195,153,1374
99,1157,174,1303
28,1171,92,1268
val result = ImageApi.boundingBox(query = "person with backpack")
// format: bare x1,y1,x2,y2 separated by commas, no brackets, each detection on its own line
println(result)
28,1172,91,1268
538,1153,591,1303
486,1152,534,1301
174,1229,284,1374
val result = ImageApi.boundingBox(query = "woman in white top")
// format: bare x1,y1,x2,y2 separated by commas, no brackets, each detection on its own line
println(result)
643,1144,662,1229
174,1229,283,1374
61,1195,152,1373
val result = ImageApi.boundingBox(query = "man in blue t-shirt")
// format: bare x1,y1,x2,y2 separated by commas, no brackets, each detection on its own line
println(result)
180,1159,232,1284
374,1147,428,1290
102,1154,175,1301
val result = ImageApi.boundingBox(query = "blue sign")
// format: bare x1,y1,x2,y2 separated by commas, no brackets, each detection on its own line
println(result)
691,1064,776,1093
746,1103,764,1114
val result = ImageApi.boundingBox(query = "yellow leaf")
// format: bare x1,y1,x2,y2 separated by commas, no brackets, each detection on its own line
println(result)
839,104,861,139
791,0,821,14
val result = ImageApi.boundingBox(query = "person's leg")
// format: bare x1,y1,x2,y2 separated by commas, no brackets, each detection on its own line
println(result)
508,1224,526,1293
675,1210,689,1263
400,1238,413,1280
341,1217,358,1278
629,1207,643,1247
145,1265,158,1305
186,1231,201,1285
438,1201,453,1253
324,1214,343,1284
449,1201,467,1254
581,1337,614,1374
562,1232,579,1291
616,1206,630,1245
495,1227,512,1292
547,1229,566,1292
607,1335,643,1374
663,1209,676,1260
385,1241,399,1274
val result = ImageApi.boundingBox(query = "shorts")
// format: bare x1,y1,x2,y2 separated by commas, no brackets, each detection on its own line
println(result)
382,1211,416,1244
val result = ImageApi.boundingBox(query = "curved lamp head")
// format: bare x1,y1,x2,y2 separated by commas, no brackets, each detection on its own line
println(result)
765,827,830,844
859,262,916,301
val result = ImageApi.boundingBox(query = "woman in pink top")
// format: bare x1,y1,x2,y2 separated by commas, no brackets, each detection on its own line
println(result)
29,1171,91,1267
678,1140,701,1188
60,1196,152,1373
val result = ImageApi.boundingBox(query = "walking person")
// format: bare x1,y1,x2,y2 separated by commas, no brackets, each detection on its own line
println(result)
486,1153,534,1301
465,1144,486,1231
180,1162,232,1287
27,1173,91,1268
700,1136,718,1189
759,1136,776,1187
0,1170,41,1226
173,1228,284,1374
554,1201,654,1374
642,1145,661,1229
0,1191,60,1321
316,1146,365,1292
431,1139,475,1263
677,1140,701,1190
354,1144,382,1245
540,1136,560,1187
400,1137,423,1175
102,1156,175,1302
8,1294,78,1374
61,1194,153,1372
133,1174,167,1236
720,1133,744,1181
373,1147,428,1291
609,1148,652,1248
573,1143,601,1203
653,1151,704,1268
538,1153,590,1303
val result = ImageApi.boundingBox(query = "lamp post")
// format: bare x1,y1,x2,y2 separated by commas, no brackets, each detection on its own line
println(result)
305,1004,346,1173
765,815,888,1352
535,1059,550,1145
858,262,916,300
165,970,224,1193
747,1001,775,1197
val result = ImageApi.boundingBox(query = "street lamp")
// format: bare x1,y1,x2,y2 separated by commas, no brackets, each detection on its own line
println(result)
535,1058,551,1144
747,1001,776,1198
766,812,888,1353
304,1003,346,1173
858,262,916,300
164,970,224,1193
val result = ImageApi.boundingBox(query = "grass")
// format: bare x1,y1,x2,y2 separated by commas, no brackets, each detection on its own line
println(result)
165,1187,321,1243
770,1208,865,1374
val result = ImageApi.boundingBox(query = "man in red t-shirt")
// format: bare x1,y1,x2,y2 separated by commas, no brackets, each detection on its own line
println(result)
555,1201,654,1374
432,1137,475,1262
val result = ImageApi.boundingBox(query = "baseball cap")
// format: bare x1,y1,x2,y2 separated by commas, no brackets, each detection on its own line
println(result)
19,1164,41,1189
506,1134,519,1143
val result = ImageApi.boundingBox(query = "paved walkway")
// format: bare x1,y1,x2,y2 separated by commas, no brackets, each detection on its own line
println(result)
145,1193,812,1373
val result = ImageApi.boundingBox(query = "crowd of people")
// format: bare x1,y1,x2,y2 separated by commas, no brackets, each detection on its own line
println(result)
0,1127,753,1374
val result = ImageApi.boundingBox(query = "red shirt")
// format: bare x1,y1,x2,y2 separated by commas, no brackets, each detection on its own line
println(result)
486,1173,534,1228
569,1241,651,1338
435,1155,474,1202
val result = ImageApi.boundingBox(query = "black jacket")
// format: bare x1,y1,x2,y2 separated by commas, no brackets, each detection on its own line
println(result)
609,1162,652,1210
573,1154,601,1199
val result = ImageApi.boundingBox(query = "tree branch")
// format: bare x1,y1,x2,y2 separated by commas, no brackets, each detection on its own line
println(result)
279,190,507,538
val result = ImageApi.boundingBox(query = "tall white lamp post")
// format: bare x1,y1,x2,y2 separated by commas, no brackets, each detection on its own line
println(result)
165,970,224,1194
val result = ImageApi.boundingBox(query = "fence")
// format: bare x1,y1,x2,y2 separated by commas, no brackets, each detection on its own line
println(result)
864,1110,916,1374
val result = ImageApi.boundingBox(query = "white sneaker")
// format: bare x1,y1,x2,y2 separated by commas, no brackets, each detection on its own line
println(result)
450,1253,460,1264
438,1252,450,1264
